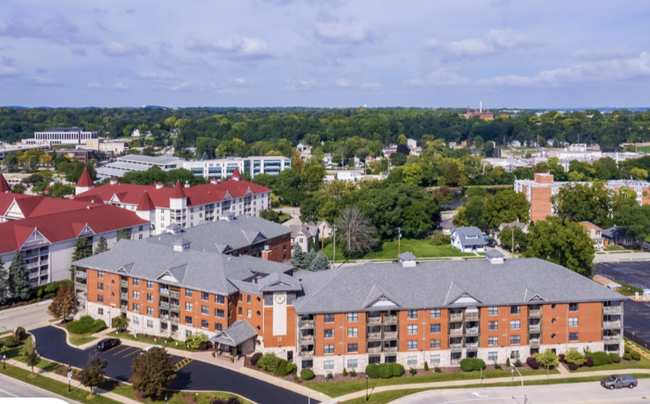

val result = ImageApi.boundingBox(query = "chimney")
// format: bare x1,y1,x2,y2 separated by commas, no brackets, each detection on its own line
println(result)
184,181,190,188
210,178,219,185
480,101,482,113
156,182,163,189
261,249,272,261
110,178,118,185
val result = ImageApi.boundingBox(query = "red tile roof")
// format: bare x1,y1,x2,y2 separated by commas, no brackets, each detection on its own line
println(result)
0,193,103,220
76,169,94,187
0,173,10,193
231,168,242,180
136,191,156,211
74,179,270,208
0,204,148,254
170,181,186,199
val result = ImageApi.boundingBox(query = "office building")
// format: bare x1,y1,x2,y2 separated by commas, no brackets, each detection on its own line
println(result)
22,127,98,146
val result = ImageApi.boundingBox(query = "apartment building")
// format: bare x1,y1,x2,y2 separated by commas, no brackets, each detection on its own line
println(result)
74,169,272,235
75,245,624,375
514,173,650,222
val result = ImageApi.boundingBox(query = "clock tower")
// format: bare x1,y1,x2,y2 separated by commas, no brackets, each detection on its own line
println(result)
259,272,302,358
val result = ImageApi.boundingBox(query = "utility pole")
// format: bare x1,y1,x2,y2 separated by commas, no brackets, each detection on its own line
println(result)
332,225,338,268
397,227,402,261
512,227,514,258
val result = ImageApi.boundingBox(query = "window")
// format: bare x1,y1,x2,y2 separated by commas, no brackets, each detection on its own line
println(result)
324,360,334,370
201,319,209,329
430,339,441,349
407,356,418,366
97,283,104,291
133,291,140,299
147,320,153,328
185,289,193,298
238,307,242,316
133,279,139,286
488,352,498,361
98,308,104,315
185,302,193,311
407,341,417,350
348,328,358,337
202,292,209,301
215,309,225,318
488,306,498,316
147,294,154,302
185,316,192,325
510,306,520,315
430,324,441,333
347,343,358,353
551,303,557,309
488,321,498,330
202,305,209,315
147,307,153,315
214,323,223,332
430,309,441,318
139,234,143,240
510,335,521,345
215,295,225,304
488,337,498,346
146,281,153,289
324,313,335,323
324,329,334,338
569,318,578,327
348,312,358,322
133,303,140,312
510,320,520,330
239,294,243,302
407,325,418,335
430,354,441,364
407,310,418,319
247,309,252,318
347,359,358,369
551,318,557,324
551,333,556,339
569,303,579,312
247,295,251,304
97,295,104,303
324,345,335,354
97,271,104,279
510,351,520,359
569,332,578,342
133,317,139,325
139,226,144,231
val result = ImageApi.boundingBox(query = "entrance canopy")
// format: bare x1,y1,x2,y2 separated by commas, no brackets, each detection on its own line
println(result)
209,320,258,348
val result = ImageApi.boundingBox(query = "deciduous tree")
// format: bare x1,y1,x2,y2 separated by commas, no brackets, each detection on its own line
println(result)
112,315,129,332
48,282,76,320
551,181,614,228
497,226,528,252
80,355,108,395
335,207,377,258
613,204,650,250
483,189,530,229
25,344,41,375
130,347,175,398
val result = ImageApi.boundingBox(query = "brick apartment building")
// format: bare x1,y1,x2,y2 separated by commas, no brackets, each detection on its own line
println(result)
514,173,650,222
74,245,624,375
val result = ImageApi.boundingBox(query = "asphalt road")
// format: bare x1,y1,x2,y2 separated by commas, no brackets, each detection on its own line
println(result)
31,326,315,404
0,300,53,333
391,379,650,404
0,373,80,403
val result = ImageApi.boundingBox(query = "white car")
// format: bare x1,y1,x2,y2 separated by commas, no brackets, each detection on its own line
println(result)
140,345,163,355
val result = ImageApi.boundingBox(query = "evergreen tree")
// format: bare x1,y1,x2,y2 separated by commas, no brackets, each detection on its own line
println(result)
0,255,8,305
94,235,109,254
71,238,93,280
309,252,330,272
8,251,30,300
305,248,317,268
290,244,308,269
117,229,131,241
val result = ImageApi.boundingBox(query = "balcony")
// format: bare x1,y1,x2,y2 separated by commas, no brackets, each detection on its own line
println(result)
120,280,128,287
170,318,179,325
384,347,398,353
529,324,541,333
465,327,479,336
603,306,622,315
384,316,398,325
299,351,314,358
160,302,169,310
384,331,398,339
529,309,541,318
120,305,128,312
450,343,463,352
603,335,622,343
450,313,463,322
76,291,87,300
160,315,169,322
26,261,39,269
300,335,314,344
170,304,180,312
465,312,479,321
449,328,463,337
75,282,86,290
75,271,87,279
368,332,382,341
530,339,540,348
368,317,382,325
299,320,314,328
120,293,129,299
465,342,479,350
170,291,180,299
160,289,169,296
603,320,621,330
368,347,382,354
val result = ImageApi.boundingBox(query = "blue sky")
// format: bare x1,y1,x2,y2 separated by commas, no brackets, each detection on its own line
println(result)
1,0,650,108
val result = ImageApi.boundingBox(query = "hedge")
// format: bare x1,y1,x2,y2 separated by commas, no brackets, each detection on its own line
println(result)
568,363,578,371
365,363,380,379
32,280,72,299
275,360,297,377
526,357,539,370
65,316,106,335
460,358,486,372
2,335,19,347
585,357,593,367
300,368,315,380
623,353,631,361
589,351,613,367
250,353,262,366
609,353,621,363
631,351,641,361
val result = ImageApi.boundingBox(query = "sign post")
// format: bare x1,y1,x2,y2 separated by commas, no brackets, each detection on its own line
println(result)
67,365,72,392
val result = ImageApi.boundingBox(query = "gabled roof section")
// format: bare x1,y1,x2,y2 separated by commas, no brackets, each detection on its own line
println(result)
231,168,242,180
0,173,10,193
257,272,302,292
168,264,189,283
524,288,546,302
209,320,257,347
170,182,186,199
136,191,156,211
363,284,401,308
72,223,95,237
16,227,50,249
77,169,94,187
215,243,231,253
241,230,263,244
444,281,482,305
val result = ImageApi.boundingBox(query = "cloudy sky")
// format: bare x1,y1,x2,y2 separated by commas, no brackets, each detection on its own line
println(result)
1,0,650,108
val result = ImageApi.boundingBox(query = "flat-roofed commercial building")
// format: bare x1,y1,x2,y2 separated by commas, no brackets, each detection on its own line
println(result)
22,127,98,145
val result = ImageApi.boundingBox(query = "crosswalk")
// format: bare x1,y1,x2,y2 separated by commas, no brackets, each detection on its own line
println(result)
174,357,193,371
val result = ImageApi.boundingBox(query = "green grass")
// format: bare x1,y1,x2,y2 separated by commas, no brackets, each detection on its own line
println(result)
0,364,121,404
322,239,475,261
112,385,254,404
340,374,650,403
106,332,189,351
307,368,558,397
0,330,12,337
2,335,59,372
636,146,650,153
573,355,650,372
608,251,631,254
70,335,97,346
604,245,626,251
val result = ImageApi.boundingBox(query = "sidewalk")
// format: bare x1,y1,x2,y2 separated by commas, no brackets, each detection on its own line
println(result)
321,367,650,404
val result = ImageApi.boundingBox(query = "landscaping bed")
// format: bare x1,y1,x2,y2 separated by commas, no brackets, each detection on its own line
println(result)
106,331,190,351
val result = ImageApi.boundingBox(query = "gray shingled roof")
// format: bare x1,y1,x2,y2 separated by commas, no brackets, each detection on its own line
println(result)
452,227,486,247
73,240,292,296
602,226,629,239
257,272,302,292
210,320,258,347
399,252,416,261
292,258,624,314
146,216,290,253
485,249,504,258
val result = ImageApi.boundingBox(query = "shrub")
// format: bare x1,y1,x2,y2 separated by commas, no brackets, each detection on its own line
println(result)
494,362,502,370
15,327,26,340
391,363,405,377
624,345,631,354
256,353,281,373
350,369,357,377
379,363,393,379
365,364,380,379
526,357,539,370
460,358,486,372
275,361,296,377
585,357,593,367
514,359,522,367
198,341,213,351
424,362,429,372
506,358,510,368
185,333,208,350
434,366,441,373
326,372,333,380
558,354,565,363
165,336,174,344
590,351,613,366
342,368,347,377
428,231,451,246
568,363,578,371
210,398,241,404
609,353,621,363
250,353,262,366
631,351,641,361
300,368,315,380
409,368,417,376
66,316,106,334
3,335,19,347
564,348,586,366
623,353,631,361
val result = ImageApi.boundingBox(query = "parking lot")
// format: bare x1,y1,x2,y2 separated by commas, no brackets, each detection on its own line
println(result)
31,326,315,404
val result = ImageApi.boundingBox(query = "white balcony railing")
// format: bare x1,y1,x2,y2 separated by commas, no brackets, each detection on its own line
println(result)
603,335,622,343
465,312,479,321
450,343,463,351
384,347,398,353
450,328,463,337
450,313,463,322
367,347,382,354
160,288,169,296
368,317,382,325
299,320,314,328
529,324,541,333
300,335,314,344
384,331,398,339
465,327,479,336
529,309,541,318
368,333,382,341
530,339,540,348
603,320,621,329
384,316,398,325
603,306,622,315
75,271,87,279
299,351,314,358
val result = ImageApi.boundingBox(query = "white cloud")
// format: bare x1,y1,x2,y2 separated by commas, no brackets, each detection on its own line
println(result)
314,20,376,45
87,81,102,88
0,14,97,45
288,78,380,91
427,29,534,58
409,69,469,87
111,82,128,90
0,58,19,76
185,34,270,58
573,48,638,61
102,42,149,57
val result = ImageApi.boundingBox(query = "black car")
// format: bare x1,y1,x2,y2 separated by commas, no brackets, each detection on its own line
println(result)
487,238,497,247
96,338,120,351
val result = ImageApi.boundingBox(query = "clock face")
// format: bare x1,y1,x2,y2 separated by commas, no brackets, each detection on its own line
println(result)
275,294,285,304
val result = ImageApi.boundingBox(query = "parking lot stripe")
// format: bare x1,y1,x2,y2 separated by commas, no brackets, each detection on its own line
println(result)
123,348,143,358
113,346,132,356
100,345,120,353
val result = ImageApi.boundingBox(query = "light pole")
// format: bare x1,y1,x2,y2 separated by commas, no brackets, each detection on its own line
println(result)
68,365,72,392
365,374,369,401
511,363,524,404
332,225,338,268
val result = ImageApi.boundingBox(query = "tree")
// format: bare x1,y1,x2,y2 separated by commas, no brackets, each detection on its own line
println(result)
389,152,407,167
117,229,131,241
25,344,41,375
630,167,648,180
497,226,528,252
534,349,559,374
8,251,30,300
12,183,26,194
551,181,614,228
130,347,175,398
613,204,650,250
564,348,586,366
309,252,330,271
524,217,595,275
452,207,469,227
112,315,129,332
613,186,639,212
80,355,108,395
259,208,281,223
483,190,530,229
0,256,7,305
71,238,93,280
335,207,377,258
48,282,76,320
47,183,76,198
290,244,309,270
39,154,52,166
94,235,109,254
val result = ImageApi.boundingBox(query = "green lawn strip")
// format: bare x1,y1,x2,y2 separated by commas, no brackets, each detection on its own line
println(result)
322,239,474,261
2,335,59,372
572,356,650,372
340,374,650,404
307,368,557,397
49,318,63,323
0,330,12,337
625,338,650,356
106,332,189,351
0,365,121,404
608,251,632,254
604,245,626,251
70,335,97,346
112,385,254,404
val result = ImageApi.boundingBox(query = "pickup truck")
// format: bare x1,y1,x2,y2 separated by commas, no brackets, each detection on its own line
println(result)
601,375,637,390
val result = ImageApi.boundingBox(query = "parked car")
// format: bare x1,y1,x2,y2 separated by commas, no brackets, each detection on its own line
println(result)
96,338,120,352
601,375,637,390
487,238,497,247
141,345,163,355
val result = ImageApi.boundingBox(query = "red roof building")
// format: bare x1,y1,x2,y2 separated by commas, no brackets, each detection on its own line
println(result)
75,168,95,195
0,173,10,193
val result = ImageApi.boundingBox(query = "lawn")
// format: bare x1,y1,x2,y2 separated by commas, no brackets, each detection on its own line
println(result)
636,146,650,153
106,332,189,351
112,385,254,404
2,335,59,372
70,335,97,346
573,355,650,373
307,368,558,397
604,245,626,251
322,239,475,262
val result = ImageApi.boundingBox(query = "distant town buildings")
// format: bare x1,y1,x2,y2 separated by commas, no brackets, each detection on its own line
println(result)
76,138,129,156
464,102,493,119
0,143,51,161
22,127,98,146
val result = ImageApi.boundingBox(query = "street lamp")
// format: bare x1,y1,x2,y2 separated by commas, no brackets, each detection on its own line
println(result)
165,394,168,404
2,354,5,370
511,363,524,404
365,374,369,401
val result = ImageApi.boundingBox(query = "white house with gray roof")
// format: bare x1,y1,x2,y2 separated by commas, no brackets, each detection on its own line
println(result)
451,227,486,252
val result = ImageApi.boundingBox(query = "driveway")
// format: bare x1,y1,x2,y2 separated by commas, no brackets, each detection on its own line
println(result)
0,300,53,332
31,326,316,404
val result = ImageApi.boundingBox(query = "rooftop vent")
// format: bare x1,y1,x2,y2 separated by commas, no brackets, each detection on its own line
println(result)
210,178,219,185
156,182,163,189
86,205,90,209
173,239,190,252
485,249,504,264
184,181,191,188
